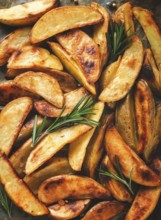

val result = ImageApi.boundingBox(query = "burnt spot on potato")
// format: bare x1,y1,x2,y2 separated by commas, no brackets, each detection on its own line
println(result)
80,58,95,74
141,64,155,81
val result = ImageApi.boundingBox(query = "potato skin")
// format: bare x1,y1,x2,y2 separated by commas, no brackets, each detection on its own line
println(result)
105,127,161,186
38,174,111,204
134,80,155,154
0,0,58,26
49,199,90,220
125,186,161,220
82,200,126,220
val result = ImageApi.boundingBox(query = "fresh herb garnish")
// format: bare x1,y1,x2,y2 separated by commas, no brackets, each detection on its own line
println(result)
0,185,12,218
32,95,99,147
99,157,134,195
107,22,134,63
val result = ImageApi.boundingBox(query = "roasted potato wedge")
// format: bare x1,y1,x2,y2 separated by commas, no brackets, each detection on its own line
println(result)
31,6,103,43
56,29,100,83
8,45,63,71
38,174,111,204
105,127,161,186
143,104,161,162
34,87,88,117
83,113,114,178
100,155,132,203
100,56,121,90
82,200,126,220
115,91,137,151
49,42,96,94
6,68,77,93
99,36,143,102
49,199,90,220
14,71,64,108
133,7,161,70
0,0,57,26
134,80,155,154
24,157,74,195
0,154,48,216
0,97,32,156
69,102,104,171
0,80,38,106
25,124,92,175
10,138,33,177
141,48,161,94
0,27,30,66
91,2,110,70
113,2,134,36
125,186,161,220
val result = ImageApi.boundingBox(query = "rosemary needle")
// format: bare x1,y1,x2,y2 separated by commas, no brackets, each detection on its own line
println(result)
32,95,99,147
107,22,135,63
99,157,134,195
0,185,12,218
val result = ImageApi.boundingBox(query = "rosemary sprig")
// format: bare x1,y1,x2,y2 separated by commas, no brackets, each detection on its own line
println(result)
32,95,99,147
0,185,12,218
99,157,134,195
107,22,134,63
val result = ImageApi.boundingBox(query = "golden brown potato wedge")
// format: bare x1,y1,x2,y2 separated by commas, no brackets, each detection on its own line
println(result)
31,6,103,43
25,124,92,175
0,27,30,66
49,42,96,95
6,68,77,93
91,2,110,69
24,157,74,195
38,174,111,204
100,56,121,90
0,97,32,156
69,102,104,171
143,104,161,162
141,48,161,94
99,36,143,102
133,7,161,70
125,186,161,220
115,91,137,151
100,155,132,203
105,127,161,186
10,138,32,177
82,200,126,220
113,2,134,36
14,71,64,108
0,154,48,216
34,87,88,117
8,45,63,71
0,0,57,26
56,29,100,83
49,199,90,220
0,80,38,106
83,113,114,178
134,80,155,154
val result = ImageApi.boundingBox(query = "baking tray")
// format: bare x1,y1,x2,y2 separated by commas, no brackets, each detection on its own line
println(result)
0,0,161,219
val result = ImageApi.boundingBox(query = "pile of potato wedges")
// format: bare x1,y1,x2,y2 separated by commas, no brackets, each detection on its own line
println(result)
0,0,161,219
